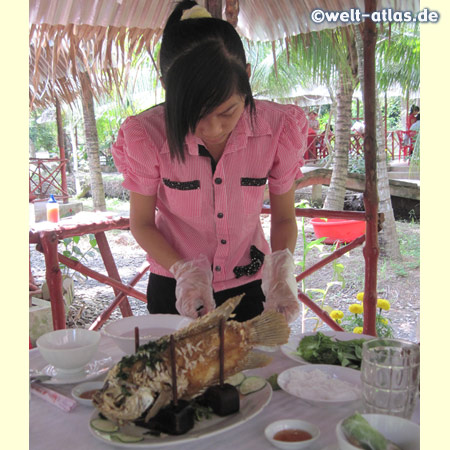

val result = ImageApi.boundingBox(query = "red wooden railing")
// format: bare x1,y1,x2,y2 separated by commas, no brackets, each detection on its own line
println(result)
306,130,416,163
30,207,380,333
29,158,69,202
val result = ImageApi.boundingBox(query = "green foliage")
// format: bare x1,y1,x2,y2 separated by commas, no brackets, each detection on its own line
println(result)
382,96,402,130
341,310,394,338
376,22,420,93
29,110,58,156
296,331,365,369
59,234,100,281
294,200,348,331
348,153,366,174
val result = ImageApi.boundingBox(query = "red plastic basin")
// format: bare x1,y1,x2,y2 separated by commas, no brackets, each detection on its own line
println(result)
311,218,366,244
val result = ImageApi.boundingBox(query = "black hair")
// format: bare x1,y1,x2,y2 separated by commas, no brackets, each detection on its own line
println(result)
410,105,420,114
160,0,255,162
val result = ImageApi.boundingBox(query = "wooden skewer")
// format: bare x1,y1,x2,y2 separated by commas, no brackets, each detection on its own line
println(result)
219,318,225,386
170,334,178,406
134,326,139,353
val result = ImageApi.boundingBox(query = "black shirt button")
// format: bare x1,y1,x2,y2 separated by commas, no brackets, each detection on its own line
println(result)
214,177,222,184
221,239,227,244
215,266,221,271
217,212,224,218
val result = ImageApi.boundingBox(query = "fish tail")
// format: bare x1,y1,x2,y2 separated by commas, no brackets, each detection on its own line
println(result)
247,311,290,347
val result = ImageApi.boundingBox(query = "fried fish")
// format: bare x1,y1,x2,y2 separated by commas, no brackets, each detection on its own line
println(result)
93,295,290,424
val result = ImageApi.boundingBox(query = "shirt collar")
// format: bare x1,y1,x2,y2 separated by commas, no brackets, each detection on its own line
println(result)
225,105,272,153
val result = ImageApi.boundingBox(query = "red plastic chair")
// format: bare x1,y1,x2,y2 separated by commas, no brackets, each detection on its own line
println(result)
396,130,417,161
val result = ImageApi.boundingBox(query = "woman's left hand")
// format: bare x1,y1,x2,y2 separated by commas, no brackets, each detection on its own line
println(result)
261,249,300,323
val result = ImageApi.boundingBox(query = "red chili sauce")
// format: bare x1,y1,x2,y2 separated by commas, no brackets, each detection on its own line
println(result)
79,389,99,400
273,429,312,442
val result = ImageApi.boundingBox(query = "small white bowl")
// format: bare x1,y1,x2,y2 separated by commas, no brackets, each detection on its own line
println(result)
265,419,320,449
37,329,101,374
71,381,104,406
336,413,420,450
103,314,192,354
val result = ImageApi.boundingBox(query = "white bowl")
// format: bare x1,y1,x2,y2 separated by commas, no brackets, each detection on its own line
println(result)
71,381,104,406
265,419,320,449
102,314,193,354
36,329,101,374
336,413,420,450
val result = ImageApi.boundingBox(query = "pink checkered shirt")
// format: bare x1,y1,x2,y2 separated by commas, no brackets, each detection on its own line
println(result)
112,100,308,292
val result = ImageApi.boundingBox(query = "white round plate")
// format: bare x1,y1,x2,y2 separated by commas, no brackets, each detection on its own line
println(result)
281,330,375,365
34,352,113,385
89,383,272,447
277,364,362,405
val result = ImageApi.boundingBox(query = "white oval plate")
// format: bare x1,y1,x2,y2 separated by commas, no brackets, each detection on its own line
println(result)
277,364,362,405
89,382,272,447
281,330,375,365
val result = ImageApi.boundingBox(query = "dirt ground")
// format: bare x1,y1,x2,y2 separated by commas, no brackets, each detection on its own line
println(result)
29,212,420,343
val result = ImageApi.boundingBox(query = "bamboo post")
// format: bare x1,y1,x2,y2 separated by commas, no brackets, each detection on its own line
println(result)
225,0,239,27
39,231,66,330
95,232,133,317
54,252,147,302
55,98,68,203
89,261,150,331
362,0,379,336
298,292,344,331
206,0,222,18
296,235,366,282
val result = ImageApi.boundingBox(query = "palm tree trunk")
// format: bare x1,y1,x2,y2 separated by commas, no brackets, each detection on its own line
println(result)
80,72,106,211
376,103,402,259
355,26,401,260
323,75,353,210
68,118,81,196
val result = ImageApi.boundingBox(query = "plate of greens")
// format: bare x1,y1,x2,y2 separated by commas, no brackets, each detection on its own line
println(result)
281,331,375,369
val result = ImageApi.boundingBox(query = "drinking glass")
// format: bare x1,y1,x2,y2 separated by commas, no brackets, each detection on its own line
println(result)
360,338,420,419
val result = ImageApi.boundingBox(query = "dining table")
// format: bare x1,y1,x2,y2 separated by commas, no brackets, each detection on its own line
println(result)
29,331,420,450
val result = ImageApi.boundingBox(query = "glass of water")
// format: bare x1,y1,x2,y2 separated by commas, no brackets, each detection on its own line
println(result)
360,338,420,419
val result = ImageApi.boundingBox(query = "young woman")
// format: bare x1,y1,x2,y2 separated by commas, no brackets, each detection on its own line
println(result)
112,0,308,323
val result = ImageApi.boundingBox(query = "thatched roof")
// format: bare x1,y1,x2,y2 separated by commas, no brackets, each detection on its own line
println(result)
29,0,419,109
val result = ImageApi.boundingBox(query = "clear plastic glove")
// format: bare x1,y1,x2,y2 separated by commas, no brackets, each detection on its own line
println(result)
261,249,300,324
169,255,216,319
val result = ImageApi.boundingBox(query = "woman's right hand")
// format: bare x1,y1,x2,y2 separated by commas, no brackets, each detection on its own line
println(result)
169,255,216,318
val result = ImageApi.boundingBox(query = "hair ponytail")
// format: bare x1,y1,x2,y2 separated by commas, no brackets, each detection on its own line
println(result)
160,0,255,162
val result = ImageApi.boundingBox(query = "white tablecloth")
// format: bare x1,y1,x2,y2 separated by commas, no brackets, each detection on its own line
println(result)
29,335,419,450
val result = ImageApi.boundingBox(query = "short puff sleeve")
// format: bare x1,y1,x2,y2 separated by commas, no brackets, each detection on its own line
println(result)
268,105,308,195
111,117,160,196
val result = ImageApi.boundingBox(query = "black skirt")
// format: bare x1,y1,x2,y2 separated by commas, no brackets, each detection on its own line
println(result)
146,273,265,322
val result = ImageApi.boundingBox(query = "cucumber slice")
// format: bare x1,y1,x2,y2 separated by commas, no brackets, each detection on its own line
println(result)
111,433,144,443
238,376,267,395
225,372,246,387
91,418,119,433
